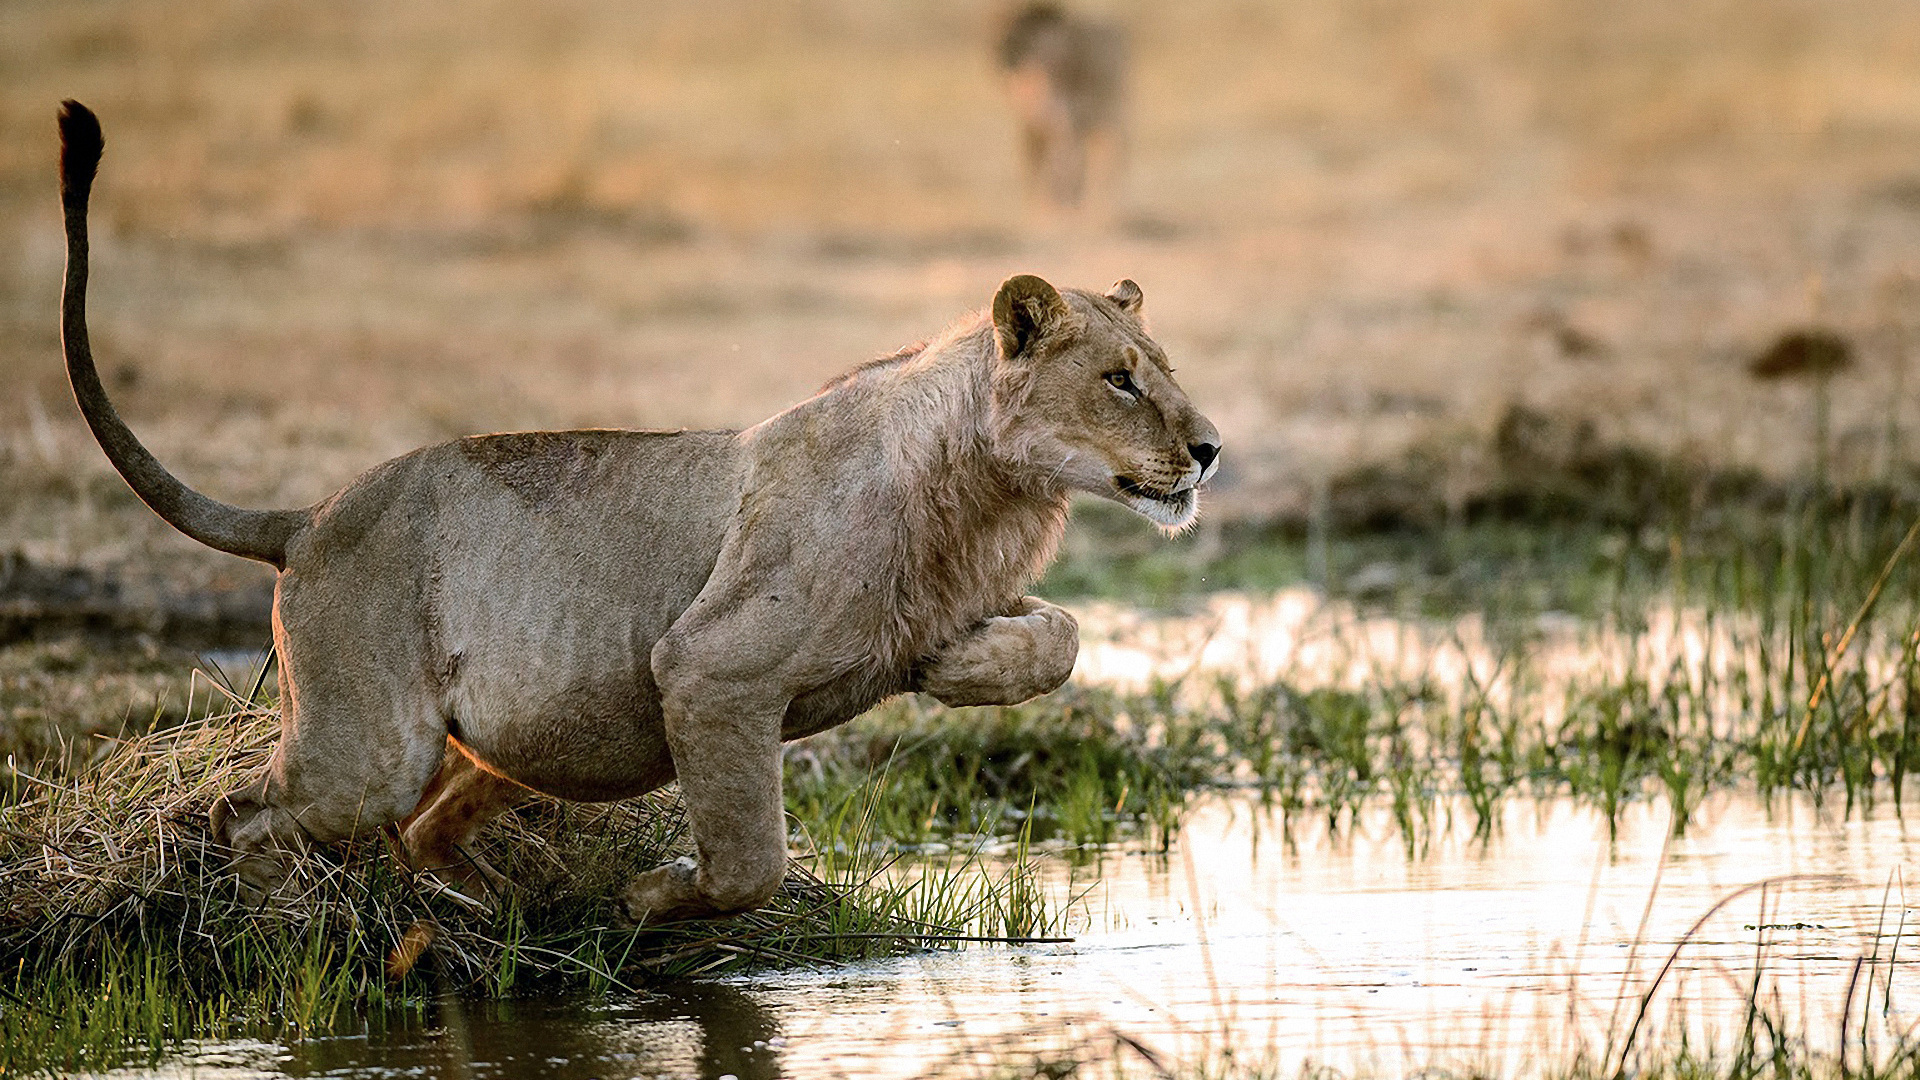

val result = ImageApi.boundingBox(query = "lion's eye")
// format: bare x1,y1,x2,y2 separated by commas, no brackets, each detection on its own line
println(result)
1104,370,1137,395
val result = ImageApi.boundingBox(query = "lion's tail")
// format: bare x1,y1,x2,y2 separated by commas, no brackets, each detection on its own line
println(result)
60,101,305,568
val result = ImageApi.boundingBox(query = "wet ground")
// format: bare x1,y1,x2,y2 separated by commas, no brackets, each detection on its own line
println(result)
113,791,1920,1079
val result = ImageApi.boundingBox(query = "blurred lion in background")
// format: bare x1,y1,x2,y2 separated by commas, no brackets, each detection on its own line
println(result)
997,2,1129,220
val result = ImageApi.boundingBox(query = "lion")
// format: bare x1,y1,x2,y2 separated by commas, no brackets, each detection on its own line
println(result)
997,2,1129,217
56,101,1220,923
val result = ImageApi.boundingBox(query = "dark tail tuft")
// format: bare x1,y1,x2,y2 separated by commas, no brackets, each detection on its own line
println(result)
55,98,305,568
58,100,104,205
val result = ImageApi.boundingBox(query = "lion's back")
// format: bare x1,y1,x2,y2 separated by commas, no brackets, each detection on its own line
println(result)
278,428,747,800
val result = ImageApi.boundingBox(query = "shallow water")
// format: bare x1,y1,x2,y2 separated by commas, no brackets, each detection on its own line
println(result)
122,790,1920,1079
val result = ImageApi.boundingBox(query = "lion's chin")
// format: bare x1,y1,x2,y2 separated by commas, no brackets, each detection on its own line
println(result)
1121,486,1198,531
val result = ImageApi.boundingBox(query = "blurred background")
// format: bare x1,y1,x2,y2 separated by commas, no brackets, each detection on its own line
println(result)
13,7,1920,1069
3,0,1920,627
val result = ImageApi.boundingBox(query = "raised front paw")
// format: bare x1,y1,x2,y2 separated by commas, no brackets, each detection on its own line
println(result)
917,597,1079,707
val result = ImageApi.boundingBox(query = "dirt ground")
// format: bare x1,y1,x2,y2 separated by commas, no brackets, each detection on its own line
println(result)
4,0,1920,600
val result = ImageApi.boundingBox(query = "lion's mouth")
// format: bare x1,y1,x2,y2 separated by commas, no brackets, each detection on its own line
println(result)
1113,475,1198,529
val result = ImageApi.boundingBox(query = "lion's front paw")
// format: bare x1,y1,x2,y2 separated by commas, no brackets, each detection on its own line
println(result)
918,597,1079,707
619,856,702,926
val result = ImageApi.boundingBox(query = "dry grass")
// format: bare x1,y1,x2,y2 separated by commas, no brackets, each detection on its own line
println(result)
0,639,204,788
0,687,1069,1071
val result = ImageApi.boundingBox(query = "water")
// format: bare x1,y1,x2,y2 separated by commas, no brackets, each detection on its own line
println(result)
108,589,1920,1076
122,791,1920,1079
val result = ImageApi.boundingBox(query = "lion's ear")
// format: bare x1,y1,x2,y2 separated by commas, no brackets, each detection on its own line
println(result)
1104,279,1143,316
992,274,1071,360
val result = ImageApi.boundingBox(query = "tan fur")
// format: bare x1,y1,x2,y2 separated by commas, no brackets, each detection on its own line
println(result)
997,3,1129,216
59,104,1220,922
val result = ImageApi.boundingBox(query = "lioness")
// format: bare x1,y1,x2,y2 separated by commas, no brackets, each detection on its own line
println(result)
57,102,1219,923
997,2,1128,216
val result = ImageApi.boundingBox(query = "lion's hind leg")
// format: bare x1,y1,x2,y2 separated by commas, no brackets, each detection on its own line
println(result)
209,614,451,897
915,597,1079,707
396,742,530,899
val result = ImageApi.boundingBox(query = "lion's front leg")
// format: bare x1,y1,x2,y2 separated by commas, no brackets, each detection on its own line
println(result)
914,596,1079,708
623,632,790,926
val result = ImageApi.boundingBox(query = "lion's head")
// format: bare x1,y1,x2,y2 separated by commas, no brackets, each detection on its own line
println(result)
988,274,1221,530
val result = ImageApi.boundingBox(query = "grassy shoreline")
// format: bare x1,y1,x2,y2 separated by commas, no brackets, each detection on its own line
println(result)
797,487,1920,853
4,478,1918,1072
0,699,1068,1075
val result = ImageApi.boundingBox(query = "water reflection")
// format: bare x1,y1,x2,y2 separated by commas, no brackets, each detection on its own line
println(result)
132,791,1920,1079
1073,586,1914,722
272,983,785,1079
758,793,1920,1076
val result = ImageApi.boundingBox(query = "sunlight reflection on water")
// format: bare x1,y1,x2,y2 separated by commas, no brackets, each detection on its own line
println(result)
124,791,1920,1079
1076,586,1915,741
753,792,1920,1077
107,590,1920,1079
1075,587,1717,692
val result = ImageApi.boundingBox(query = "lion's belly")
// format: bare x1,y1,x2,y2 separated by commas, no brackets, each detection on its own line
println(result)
426,514,913,800
450,645,910,800
442,611,679,802
442,615,912,803
451,651,906,801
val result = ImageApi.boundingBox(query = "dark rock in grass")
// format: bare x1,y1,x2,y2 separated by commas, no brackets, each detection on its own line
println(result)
1747,327,1853,380
1342,560,1403,600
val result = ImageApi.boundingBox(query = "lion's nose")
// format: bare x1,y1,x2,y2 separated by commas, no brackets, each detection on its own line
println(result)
1189,441,1220,471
